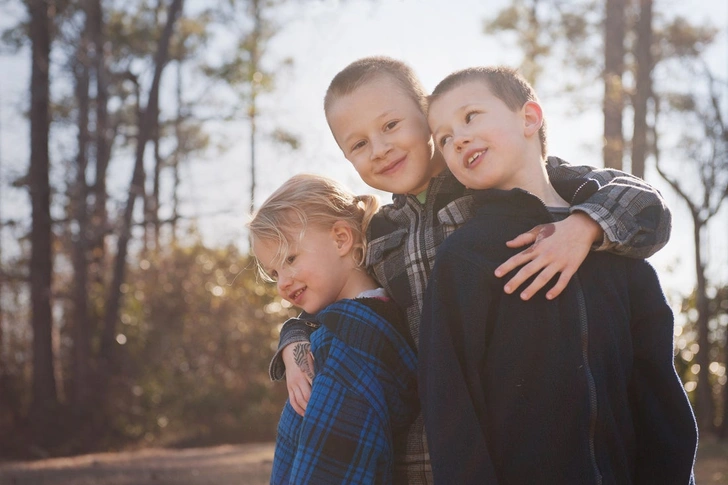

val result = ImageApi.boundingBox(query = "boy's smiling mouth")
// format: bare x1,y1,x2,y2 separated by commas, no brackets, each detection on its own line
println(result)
289,287,306,302
464,148,487,167
378,155,406,175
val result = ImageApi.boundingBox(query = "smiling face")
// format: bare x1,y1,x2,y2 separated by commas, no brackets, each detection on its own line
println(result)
326,75,446,195
252,224,356,315
427,80,543,191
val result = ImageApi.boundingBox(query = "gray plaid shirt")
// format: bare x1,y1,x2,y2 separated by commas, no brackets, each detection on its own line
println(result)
367,156,671,350
270,156,672,484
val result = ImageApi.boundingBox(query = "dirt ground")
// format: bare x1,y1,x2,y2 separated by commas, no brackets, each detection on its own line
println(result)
0,443,274,485
0,439,726,484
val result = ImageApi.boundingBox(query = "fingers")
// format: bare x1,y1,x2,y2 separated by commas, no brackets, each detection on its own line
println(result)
288,380,311,417
496,250,533,278
544,269,576,300
300,380,312,404
289,386,307,416
503,255,582,300
516,264,559,300
283,342,314,416
499,217,592,300
503,257,556,299
504,229,539,248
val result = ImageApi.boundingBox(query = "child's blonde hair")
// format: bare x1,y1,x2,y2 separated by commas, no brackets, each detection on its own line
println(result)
248,174,380,281
324,56,429,118
429,66,548,158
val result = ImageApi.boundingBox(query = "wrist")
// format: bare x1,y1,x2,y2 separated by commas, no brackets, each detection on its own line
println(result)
570,211,604,244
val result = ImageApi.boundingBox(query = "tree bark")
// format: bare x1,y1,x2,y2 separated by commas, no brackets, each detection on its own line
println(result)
692,213,714,432
248,0,261,217
654,117,722,435
722,316,728,439
171,60,183,243
100,0,184,366
70,8,92,415
631,0,653,180
0,86,4,389
27,0,58,436
90,0,110,268
603,0,626,170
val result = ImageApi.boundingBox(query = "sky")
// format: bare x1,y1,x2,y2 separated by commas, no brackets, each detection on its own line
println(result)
1,0,727,303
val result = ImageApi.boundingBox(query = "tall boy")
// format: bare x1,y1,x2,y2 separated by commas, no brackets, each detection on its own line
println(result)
420,66,698,484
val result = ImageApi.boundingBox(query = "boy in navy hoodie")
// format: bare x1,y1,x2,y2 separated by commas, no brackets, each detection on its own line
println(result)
420,66,698,485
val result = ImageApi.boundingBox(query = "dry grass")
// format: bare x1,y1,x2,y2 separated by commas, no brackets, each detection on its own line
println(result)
0,439,725,484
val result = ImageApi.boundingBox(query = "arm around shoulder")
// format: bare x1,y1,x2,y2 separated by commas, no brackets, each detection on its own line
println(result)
269,316,316,381
545,155,672,258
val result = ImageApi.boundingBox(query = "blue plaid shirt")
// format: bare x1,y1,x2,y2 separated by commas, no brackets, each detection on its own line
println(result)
270,297,418,485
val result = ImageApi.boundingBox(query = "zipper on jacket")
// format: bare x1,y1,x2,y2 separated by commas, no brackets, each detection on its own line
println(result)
527,193,603,484
574,275,603,485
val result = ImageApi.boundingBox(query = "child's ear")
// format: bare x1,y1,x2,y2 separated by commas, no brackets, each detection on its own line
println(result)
331,221,355,256
522,101,543,138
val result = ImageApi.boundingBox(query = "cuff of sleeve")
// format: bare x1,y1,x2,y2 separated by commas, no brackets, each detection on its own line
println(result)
569,204,635,254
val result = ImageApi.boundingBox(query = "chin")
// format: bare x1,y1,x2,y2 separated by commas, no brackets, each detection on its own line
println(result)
303,304,324,314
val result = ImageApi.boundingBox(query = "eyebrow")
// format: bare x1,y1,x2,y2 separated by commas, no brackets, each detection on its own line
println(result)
429,102,474,135
340,109,399,145
450,103,473,115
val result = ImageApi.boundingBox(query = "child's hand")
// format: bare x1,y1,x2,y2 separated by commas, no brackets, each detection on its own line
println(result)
495,212,603,301
282,342,315,416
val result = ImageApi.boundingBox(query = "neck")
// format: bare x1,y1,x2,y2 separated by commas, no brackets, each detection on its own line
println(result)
506,153,568,208
338,268,379,301
407,149,447,194
528,165,569,207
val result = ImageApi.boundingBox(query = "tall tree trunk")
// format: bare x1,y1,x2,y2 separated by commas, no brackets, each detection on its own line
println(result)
99,0,184,367
722,319,728,439
27,0,58,438
603,0,626,170
171,60,183,244
71,20,92,416
521,0,544,86
146,106,161,253
691,213,714,432
631,0,652,180
90,0,110,269
248,0,261,217
0,86,4,382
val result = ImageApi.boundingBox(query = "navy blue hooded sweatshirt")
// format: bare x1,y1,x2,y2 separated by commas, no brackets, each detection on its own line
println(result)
419,188,697,485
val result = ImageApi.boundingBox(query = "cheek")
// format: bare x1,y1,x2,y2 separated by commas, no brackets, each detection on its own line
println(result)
442,144,455,160
349,157,368,175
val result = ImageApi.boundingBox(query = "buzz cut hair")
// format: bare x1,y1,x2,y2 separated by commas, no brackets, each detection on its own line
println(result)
324,56,429,117
429,66,548,157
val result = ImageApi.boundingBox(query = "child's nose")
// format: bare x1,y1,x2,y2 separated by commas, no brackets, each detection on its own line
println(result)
454,133,471,151
369,136,392,160
277,271,292,293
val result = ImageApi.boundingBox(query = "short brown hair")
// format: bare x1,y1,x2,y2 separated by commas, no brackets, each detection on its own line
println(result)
324,56,428,117
429,66,548,157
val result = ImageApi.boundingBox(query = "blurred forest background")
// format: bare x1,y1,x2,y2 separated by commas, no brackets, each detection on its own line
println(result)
0,0,726,461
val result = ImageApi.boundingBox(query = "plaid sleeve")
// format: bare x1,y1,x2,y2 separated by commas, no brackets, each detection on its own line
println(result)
290,373,390,484
545,156,672,259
